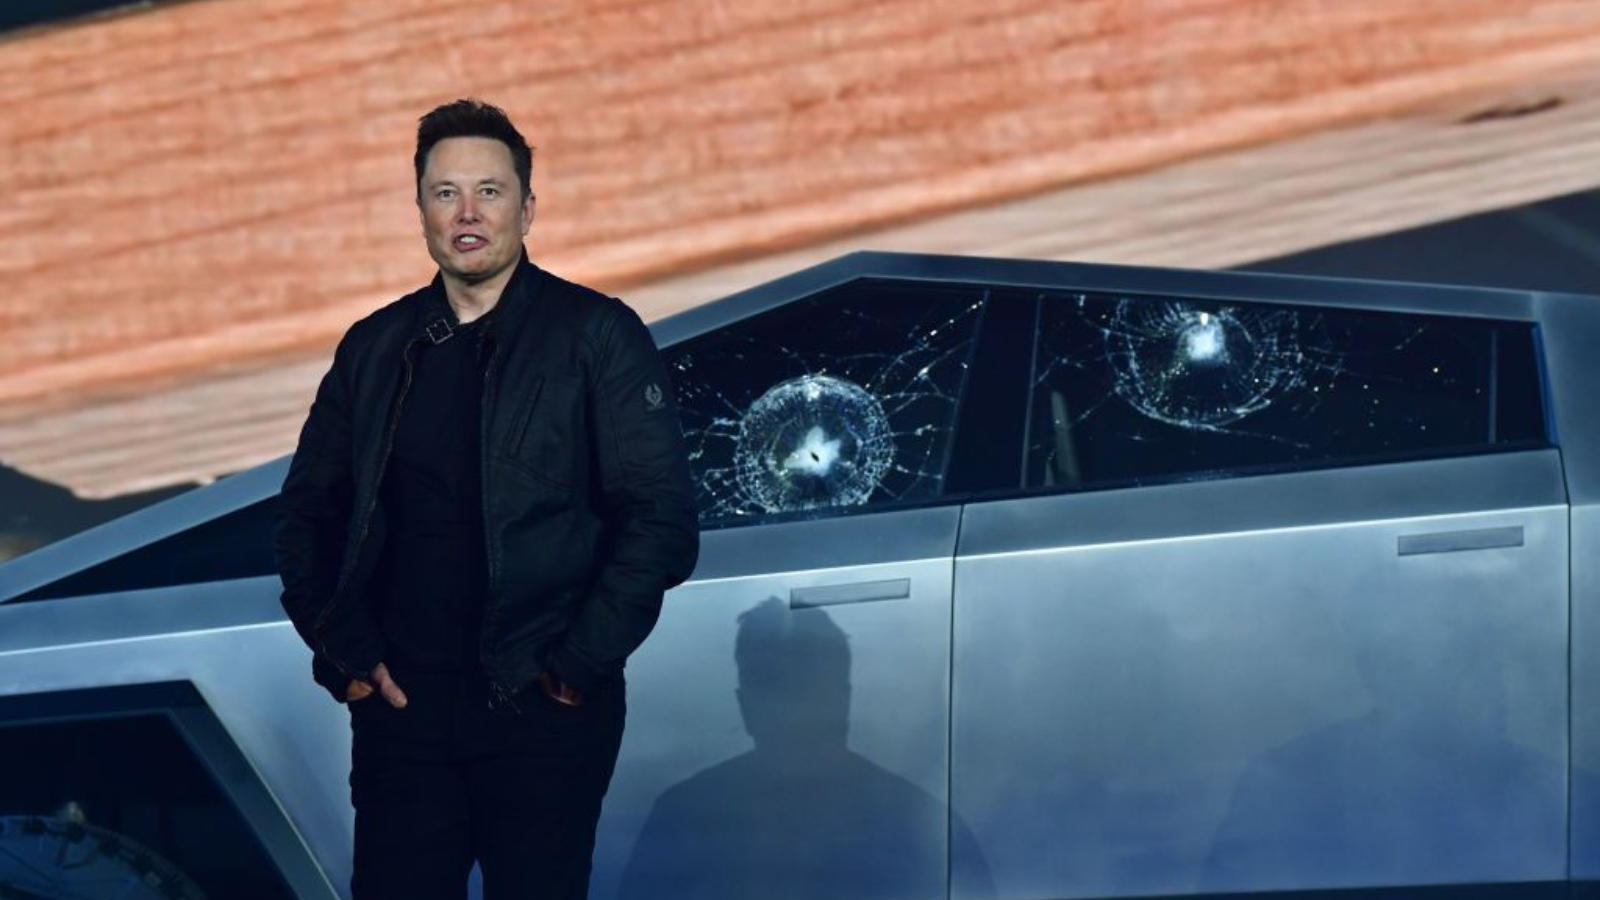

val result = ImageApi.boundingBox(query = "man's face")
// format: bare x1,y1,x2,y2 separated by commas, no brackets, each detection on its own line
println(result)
418,136,534,288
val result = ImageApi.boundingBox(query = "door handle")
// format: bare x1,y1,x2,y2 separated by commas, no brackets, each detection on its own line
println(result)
790,578,911,610
1397,525,1524,556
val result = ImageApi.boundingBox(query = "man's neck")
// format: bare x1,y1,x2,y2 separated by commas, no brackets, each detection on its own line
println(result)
442,264,518,324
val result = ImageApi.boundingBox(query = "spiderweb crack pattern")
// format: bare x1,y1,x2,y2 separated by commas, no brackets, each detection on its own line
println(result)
1034,295,1340,475
1038,296,1348,440
671,295,982,521
1027,292,1483,487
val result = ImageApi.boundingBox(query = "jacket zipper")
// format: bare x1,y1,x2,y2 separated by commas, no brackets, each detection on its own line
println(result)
477,338,524,713
312,336,423,682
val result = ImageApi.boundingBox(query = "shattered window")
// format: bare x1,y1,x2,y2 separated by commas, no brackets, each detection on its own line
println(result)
667,281,983,526
1027,292,1547,489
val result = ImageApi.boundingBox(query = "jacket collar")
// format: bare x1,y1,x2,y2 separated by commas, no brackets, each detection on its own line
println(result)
413,247,546,346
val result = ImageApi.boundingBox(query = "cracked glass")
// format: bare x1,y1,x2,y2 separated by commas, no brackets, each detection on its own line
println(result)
1026,291,1546,489
666,281,983,526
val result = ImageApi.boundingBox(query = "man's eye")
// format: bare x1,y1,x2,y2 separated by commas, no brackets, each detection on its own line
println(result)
481,187,499,197
437,189,456,200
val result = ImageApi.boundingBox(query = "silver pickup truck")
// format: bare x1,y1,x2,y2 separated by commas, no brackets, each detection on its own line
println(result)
2,252,1594,900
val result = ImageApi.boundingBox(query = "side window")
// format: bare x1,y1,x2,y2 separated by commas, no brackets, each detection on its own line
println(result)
666,281,983,527
1026,291,1547,489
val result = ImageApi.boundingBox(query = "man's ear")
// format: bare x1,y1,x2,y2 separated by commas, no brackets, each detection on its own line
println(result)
523,193,536,235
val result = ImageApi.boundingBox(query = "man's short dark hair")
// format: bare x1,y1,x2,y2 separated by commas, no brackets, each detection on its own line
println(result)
414,99,534,201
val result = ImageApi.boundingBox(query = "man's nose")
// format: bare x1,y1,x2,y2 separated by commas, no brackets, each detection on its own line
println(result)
456,198,481,222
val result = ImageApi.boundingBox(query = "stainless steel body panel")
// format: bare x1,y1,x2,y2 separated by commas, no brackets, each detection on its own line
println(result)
952,452,1569,899
0,577,349,899
957,452,1564,558
1538,290,1600,879
2,253,1592,899
1570,502,1600,880
0,499,966,900
591,506,963,900
0,461,287,602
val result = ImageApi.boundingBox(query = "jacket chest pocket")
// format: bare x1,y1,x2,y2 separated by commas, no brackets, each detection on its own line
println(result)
502,373,582,489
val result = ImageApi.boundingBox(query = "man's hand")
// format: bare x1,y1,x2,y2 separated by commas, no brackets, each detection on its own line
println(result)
345,662,409,708
537,671,583,707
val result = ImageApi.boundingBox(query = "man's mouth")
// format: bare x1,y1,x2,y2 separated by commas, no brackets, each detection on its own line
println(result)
453,234,486,252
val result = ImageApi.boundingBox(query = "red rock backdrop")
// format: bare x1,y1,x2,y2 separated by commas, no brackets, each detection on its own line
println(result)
2,0,1599,497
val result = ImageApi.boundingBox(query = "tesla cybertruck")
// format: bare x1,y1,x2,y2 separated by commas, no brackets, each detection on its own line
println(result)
2,252,1598,900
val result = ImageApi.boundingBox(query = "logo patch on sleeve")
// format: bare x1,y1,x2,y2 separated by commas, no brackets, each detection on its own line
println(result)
644,383,666,411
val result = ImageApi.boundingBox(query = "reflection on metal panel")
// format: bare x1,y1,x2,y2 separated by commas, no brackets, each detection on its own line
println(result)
952,462,1567,899
1568,503,1600,880
692,505,961,583
958,451,1565,559
591,508,967,900
1539,289,1600,881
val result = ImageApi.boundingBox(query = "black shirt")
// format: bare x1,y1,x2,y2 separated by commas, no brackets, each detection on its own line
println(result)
370,303,498,673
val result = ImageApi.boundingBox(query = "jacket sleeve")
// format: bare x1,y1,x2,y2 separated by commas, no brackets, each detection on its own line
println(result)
273,327,387,703
548,303,701,695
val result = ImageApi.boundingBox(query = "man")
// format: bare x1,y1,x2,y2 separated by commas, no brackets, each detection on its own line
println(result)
273,99,700,900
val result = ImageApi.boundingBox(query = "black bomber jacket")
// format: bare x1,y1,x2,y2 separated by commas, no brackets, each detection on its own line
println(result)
272,251,700,706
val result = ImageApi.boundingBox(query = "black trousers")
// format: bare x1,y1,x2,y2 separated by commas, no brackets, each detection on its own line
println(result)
347,664,626,900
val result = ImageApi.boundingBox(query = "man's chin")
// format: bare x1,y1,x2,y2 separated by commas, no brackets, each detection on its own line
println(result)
444,260,500,284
